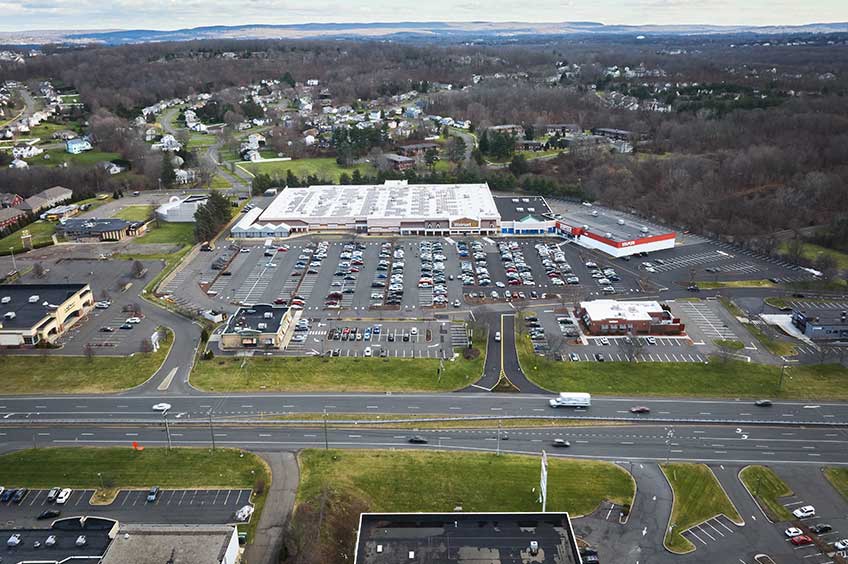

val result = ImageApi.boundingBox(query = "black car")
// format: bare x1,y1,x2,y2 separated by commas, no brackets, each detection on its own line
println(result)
12,488,28,503
754,399,773,407
37,509,61,520
408,436,428,444
811,523,832,534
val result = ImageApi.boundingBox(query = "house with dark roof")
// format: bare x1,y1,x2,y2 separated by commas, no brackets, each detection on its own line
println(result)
0,192,23,208
0,207,26,232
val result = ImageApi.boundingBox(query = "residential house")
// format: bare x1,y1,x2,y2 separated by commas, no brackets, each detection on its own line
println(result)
16,186,73,214
153,134,181,152
12,144,43,160
384,153,416,172
0,207,26,231
397,142,438,159
51,130,78,141
65,138,92,154
517,139,544,152
0,193,23,208
9,158,28,169
544,124,581,136
174,169,197,185
488,124,525,137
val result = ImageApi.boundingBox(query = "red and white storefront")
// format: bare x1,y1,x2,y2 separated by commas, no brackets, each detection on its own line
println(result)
555,221,676,257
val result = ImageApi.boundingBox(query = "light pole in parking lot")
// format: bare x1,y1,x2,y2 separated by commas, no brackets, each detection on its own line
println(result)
208,410,216,451
97,472,104,489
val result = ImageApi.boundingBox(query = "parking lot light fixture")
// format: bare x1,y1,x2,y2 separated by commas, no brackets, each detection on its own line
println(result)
97,472,104,489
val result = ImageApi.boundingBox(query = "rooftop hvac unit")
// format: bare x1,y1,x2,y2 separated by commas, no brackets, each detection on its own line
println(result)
28,295,40,303
1,296,10,304
3,312,15,319
257,323,267,330
640,226,649,233
264,312,273,319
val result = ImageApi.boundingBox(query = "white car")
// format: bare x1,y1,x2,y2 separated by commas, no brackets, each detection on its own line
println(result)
56,488,72,505
45,535,56,547
291,334,307,343
125,317,142,324
364,347,372,357
784,527,803,537
410,327,418,336
793,505,816,519
495,281,506,288
7,534,21,547
94,301,111,309
152,403,172,412
835,539,848,551
75,535,87,547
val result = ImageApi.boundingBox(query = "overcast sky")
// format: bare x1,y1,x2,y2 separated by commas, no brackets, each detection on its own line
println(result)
0,0,844,32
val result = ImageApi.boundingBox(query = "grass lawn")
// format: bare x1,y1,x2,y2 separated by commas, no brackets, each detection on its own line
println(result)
742,322,797,357
696,279,775,289
778,241,848,271
0,329,173,394
193,338,485,392
28,120,82,142
187,132,217,150
37,148,121,168
516,333,848,399
137,221,196,246
114,205,154,222
0,447,269,541
298,449,634,516
823,468,848,503
661,463,743,553
209,174,233,190
0,220,56,253
739,466,793,521
240,157,375,183
59,94,81,104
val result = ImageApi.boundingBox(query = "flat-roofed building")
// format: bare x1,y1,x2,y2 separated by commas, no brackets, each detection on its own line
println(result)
155,194,209,223
57,218,146,241
99,524,239,564
43,203,80,221
577,299,685,335
256,180,500,236
554,203,676,257
495,196,556,235
220,304,294,350
792,308,848,341
354,512,583,564
0,283,94,346
231,207,290,238
383,153,416,172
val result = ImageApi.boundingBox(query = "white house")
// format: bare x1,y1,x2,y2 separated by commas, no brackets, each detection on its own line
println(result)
174,169,197,185
12,145,43,159
153,134,181,152
65,138,92,154
10,158,28,169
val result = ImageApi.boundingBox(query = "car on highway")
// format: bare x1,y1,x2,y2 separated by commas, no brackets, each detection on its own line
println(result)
56,488,71,504
754,399,773,407
811,523,832,534
630,406,651,414
785,527,803,537
152,403,172,412
790,535,813,546
835,539,848,551
552,439,570,447
408,436,428,444
38,509,61,520
793,505,816,519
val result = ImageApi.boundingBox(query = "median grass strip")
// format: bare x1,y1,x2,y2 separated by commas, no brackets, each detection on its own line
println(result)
267,413,625,429
193,338,485,392
739,465,793,521
516,333,848,399
298,449,634,515
823,468,848,503
661,463,743,554
0,328,173,394
696,279,776,289
0,447,269,541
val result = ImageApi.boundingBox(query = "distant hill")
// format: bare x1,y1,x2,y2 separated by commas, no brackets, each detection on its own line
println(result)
2,20,847,45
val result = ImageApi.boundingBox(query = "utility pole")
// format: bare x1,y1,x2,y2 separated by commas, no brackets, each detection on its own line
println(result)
496,419,501,456
163,412,172,450
97,472,104,489
779,364,787,391
323,408,329,450
9,247,16,272
208,410,216,451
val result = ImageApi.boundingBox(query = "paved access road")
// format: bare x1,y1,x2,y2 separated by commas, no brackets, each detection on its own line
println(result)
2,392,846,426
6,423,848,466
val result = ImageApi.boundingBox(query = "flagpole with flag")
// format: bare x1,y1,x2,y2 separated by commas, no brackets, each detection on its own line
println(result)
539,450,548,512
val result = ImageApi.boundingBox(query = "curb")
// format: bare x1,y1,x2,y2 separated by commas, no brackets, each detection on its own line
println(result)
737,466,781,524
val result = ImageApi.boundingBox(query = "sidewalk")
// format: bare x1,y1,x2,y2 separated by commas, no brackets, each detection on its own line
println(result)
244,452,299,564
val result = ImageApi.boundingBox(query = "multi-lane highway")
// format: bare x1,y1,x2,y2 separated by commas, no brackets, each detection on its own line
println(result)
1,392,847,426
5,423,848,466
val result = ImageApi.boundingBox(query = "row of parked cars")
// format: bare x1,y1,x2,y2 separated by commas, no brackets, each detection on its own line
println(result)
535,242,579,286
458,240,491,287
585,261,620,294
419,240,451,306
784,506,848,549
371,242,405,306
498,241,536,286
7,532,86,549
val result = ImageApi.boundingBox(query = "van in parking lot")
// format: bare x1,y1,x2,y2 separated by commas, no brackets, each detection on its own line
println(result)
146,486,160,502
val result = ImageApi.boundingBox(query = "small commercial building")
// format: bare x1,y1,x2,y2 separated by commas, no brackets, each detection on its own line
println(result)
231,207,290,238
43,203,80,221
57,218,146,242
220,304,294,350
496,196,557,235
577,299,684,335
99,524,239,564
354,512,583,564
397,142,438,158
155,194,208,223
0,517,114,564
16,185,73,214
0,283,94,346
792,309,848,341
256,180,500,236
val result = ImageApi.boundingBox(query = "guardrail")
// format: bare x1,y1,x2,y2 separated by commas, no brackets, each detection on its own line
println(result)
1,414,846,428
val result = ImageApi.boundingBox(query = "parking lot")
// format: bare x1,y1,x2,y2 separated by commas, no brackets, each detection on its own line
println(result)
0,487,252,526
681,514,740,548
672,300,741,343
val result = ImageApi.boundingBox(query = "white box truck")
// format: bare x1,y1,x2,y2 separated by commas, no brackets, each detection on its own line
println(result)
549,392,591,408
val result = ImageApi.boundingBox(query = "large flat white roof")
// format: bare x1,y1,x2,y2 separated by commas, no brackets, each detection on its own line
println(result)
259,180,499,223
581,299,663,322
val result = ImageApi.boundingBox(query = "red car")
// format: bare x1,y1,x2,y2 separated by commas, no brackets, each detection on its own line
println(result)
630,406,651,414
790,535,813,546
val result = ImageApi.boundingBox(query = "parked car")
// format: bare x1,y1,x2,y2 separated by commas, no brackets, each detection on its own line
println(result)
56,488,71,505
793,505,816,519
790,535,813,546
12,488,28,503
147,486,160,502
835,539,848,551
811,523,832,534
37,509,60,520
46,487,60,502
785,527,803,537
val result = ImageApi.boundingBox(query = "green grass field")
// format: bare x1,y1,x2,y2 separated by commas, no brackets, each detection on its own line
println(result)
114,205,154,222
298,450,634,515
187,132,217,150
0,447,269,541
778,241,848,270
661,463,743,553
59,94,81,104
0,220,56,253
37,148,121,168
137,221,196,246
823,468,848,503
209,174,233,190
27,120,82,142
0,329,172,394
240,157,375,183
192,340,485,392
739,466,793,521
516,333,848,399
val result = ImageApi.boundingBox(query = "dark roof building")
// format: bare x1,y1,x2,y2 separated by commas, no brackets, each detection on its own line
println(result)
494,196,552,223
0,516,114,564
792,308,848,341
354,512,583,564
99,524,239,564
220,304,295,349
0,283,93,346
56,218,145,241
384,153,416,172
